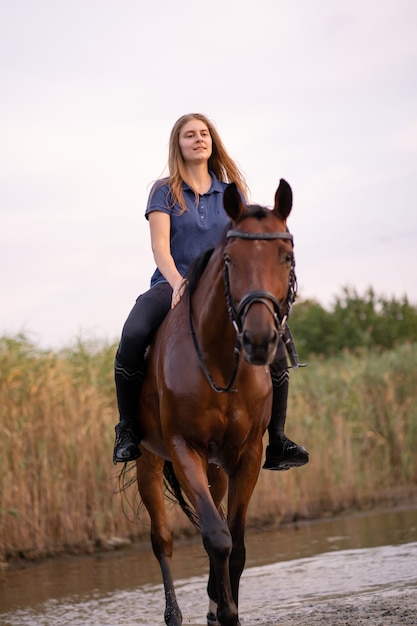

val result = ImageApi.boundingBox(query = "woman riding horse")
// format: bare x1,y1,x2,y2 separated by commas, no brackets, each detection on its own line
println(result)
112,112,309,472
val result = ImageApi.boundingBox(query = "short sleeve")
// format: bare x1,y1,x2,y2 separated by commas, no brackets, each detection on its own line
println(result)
145,181,171,220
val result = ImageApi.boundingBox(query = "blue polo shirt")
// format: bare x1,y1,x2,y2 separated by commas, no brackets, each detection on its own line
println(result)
145,173,231,287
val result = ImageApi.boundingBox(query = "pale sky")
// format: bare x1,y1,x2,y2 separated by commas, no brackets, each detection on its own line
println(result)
1,0,416,349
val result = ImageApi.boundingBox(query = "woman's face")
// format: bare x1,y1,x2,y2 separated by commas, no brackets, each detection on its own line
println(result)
178,119,213,165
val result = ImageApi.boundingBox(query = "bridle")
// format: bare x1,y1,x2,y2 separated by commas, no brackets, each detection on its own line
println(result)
188,228,297,393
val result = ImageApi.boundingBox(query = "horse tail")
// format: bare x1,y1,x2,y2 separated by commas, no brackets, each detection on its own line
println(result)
163,461,201,530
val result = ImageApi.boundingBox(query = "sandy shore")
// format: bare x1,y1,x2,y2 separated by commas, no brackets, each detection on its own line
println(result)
235,540,417,626
263,588,417,625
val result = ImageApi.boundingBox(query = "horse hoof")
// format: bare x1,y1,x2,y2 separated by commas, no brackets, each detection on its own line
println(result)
210,612,240,626
207,611,219,626
165,608,182,626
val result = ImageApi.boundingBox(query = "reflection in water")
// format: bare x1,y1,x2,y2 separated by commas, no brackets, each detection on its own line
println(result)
0,505,416,625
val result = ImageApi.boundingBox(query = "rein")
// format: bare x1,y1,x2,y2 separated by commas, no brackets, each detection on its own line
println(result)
188,228,296,394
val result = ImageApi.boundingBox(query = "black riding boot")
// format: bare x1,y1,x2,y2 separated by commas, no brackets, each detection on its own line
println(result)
113,358,145,464
263,362,309,471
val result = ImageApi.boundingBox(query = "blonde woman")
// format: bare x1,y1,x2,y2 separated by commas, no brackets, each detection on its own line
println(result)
113,113,308,471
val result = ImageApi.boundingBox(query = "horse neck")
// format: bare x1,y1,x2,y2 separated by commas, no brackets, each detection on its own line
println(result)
191,249,235,350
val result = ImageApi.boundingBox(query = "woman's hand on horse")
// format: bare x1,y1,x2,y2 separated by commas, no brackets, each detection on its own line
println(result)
171,277,187,308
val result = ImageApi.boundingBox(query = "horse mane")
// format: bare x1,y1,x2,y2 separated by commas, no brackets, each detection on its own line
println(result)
241,205,270,220
186,248,215,295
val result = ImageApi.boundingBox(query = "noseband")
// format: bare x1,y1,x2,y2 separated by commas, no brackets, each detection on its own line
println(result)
224,229,295,340
189,228,297,393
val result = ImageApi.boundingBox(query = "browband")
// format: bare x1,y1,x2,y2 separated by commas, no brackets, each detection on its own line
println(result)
226,230,293,242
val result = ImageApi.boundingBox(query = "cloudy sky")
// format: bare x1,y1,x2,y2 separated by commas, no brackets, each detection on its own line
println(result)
1,0,416,348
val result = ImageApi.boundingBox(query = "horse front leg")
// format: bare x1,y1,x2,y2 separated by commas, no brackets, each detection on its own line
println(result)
203,522,237,626
136,451,182,626
206,463,228,626
171,440,239,626
227,443,263,608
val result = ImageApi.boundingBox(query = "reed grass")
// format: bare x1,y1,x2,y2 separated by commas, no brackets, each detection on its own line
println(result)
1,334,416,561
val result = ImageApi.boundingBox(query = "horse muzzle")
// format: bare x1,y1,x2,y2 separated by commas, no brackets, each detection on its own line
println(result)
235,290,286,366
241,326,279,365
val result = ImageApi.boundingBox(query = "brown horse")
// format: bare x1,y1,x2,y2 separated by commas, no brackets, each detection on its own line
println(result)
135,179,296,626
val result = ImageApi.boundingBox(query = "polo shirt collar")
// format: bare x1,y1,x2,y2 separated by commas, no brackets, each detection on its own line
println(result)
182,171,224,195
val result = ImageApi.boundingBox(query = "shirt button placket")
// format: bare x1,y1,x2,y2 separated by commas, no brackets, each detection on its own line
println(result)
199,198,205,223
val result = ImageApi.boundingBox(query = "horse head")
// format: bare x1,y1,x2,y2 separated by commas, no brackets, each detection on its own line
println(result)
222,179,295,366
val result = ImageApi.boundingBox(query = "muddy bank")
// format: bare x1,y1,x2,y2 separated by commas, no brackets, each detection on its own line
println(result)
238,541,417,625
262,589,417,625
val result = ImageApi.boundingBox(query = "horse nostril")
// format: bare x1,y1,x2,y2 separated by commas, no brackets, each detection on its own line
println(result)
270,329,278,347
242,328,279,364
242,329,252,352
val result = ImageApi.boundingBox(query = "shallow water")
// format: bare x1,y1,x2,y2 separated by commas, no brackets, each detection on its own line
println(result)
1,505,417,625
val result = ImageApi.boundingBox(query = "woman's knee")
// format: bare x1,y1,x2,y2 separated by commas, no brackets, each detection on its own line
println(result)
117,283,172,365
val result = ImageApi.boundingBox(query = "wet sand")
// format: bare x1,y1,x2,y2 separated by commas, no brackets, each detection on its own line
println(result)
235,541,417,626
262,589,417,625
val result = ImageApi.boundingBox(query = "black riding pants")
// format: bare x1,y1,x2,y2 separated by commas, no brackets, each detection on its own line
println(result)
116,282,173,370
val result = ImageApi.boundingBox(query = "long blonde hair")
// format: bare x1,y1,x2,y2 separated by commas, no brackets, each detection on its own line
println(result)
155,113,249,214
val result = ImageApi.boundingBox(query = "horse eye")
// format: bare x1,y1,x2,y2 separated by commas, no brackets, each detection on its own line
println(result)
224,253,231,264
285,253,294,266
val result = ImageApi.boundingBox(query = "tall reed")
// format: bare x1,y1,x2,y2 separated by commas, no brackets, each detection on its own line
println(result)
1,335,416,561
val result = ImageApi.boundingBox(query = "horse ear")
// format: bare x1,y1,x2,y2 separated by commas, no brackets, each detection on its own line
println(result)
273,179,293,220
223,183,246,222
